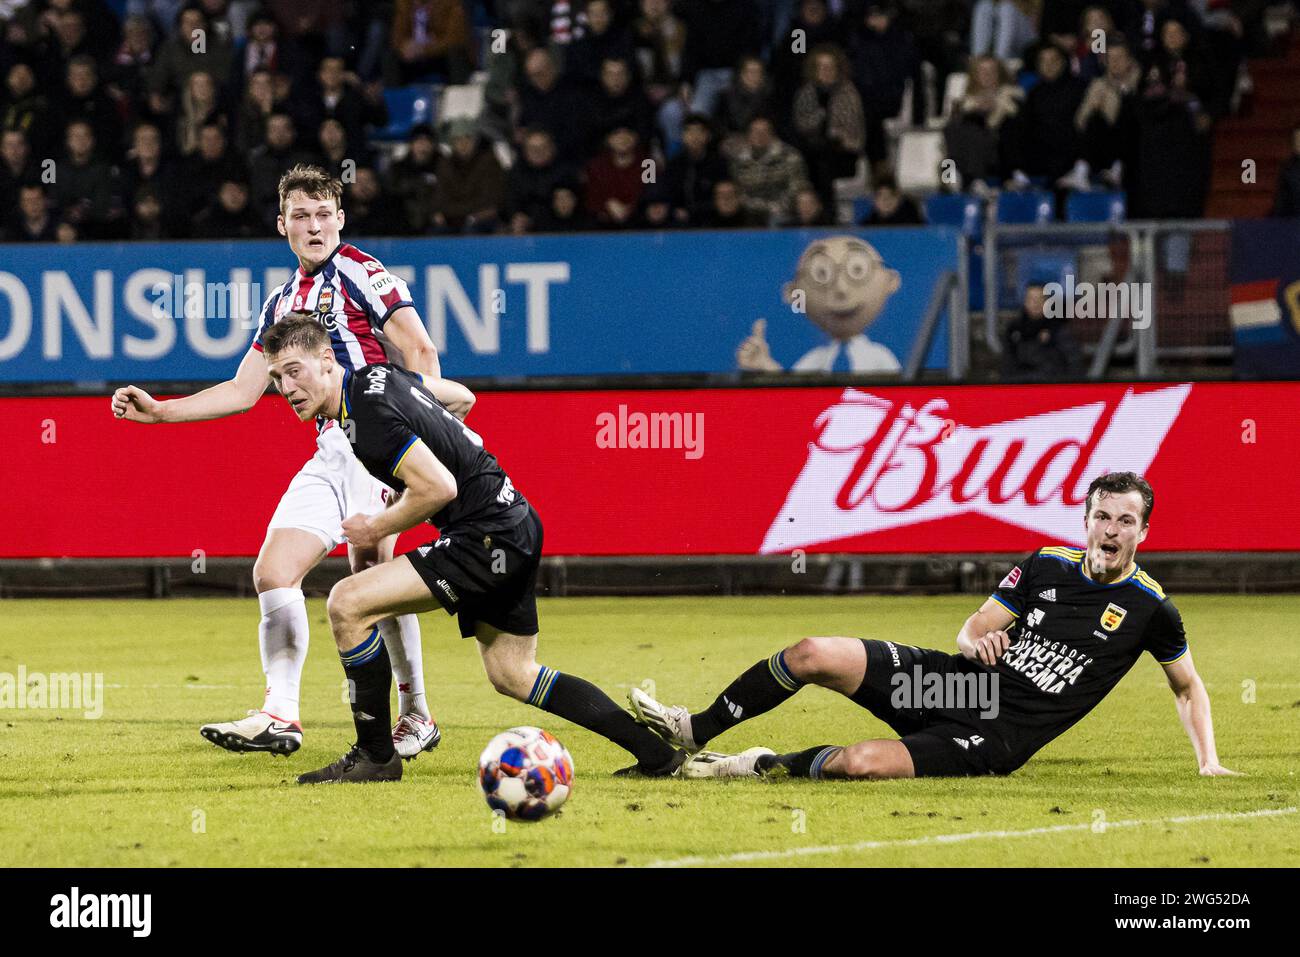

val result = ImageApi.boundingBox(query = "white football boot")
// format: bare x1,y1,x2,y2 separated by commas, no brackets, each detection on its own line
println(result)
392,713,442,760
682,747,776,779
200,710,303,755
628,687,700,753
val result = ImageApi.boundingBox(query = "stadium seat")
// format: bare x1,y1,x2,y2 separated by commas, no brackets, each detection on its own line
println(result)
1066,190,1126,223
927,71,968,129
924,193,983,238
896,130,946,194
853,197,874,223
996,189,1054,224
439,84,486,124
372,85,438,142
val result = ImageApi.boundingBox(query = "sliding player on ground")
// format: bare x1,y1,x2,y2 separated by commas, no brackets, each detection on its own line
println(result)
630,473,1237,780
110,165,464,760
259,316,687,782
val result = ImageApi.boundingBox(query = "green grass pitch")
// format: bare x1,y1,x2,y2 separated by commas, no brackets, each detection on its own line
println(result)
1,594,1297,867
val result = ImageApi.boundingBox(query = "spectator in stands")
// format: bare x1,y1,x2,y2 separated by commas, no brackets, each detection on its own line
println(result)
236,68,286,154
1271,124,1300,218
315,117,354,178
52,118,121,238
792,44,865,211
533,180,593,232
1120,0,1176,63
632,0,687,149
148,6,233,113
701,177,765,227
0,128,35,228
1001,283,1081,380
516,47,595,162
862,175,924,225
715,56,774,157
679,0,763,118
970,0,1040,61
730,114,809,224
236,10,307,88
433,119,506,234
769,0,839,119
344,165,403,236
944,55,1021,187
1073,6,1116,81
640,181,674,228
3,61,55,158
1130,18,1213,217
898,0,969,94
128,182,166,239
1039,0,1089,51
387,123,439,234
564,0,635,86
192,176,263,238
584,124,649,229
505,126,573,234
248,111,313,225
7,183,57,242
846,1,919,176
60,56,122,160
391,0,472,84
297,55,384,155
791,185,833,226
1009,43,1085,186
483,14,544,142
176,69,223,156
1074,35,1141,188
119,121,176,231
108,15,158,115
666,112,728,224
592,57,655,147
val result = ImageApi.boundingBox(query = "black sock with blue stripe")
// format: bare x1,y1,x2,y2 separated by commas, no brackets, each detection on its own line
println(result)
691,651,803,747
756,745,842,779
529,667,676,770
340,627,394,761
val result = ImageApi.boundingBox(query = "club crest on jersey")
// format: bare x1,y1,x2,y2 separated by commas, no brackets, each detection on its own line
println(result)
1101,602,1127,632
316,287,335,313
999,566,1021,589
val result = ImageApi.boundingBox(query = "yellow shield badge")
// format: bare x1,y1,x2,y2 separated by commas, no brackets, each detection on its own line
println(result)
1101,602,1127,632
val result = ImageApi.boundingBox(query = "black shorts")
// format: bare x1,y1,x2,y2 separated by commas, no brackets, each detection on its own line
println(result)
850,638,1020,777
405,506,543,639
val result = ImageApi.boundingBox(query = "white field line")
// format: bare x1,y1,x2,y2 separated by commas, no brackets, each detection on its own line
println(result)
102,683,242,690
643,806,1298,868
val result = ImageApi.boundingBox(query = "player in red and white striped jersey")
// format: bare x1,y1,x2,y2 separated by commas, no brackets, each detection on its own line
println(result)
112,165,471,762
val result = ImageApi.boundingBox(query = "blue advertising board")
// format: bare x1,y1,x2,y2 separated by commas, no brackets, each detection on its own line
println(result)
0,227,960,382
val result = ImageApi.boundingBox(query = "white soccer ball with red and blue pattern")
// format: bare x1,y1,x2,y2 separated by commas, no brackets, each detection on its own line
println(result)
478,726,574,821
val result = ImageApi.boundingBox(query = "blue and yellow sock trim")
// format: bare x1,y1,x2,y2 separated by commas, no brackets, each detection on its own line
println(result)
340,627,384,667
809,746,843,780
528,666,560,708
768,651,801,693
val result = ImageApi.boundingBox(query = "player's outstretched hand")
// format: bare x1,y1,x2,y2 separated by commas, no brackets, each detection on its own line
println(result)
1199,763,1242,777
111,385,163,423
341,513,379,550
964,629,1011,667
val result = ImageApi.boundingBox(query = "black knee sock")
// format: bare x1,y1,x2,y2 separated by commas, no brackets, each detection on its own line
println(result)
340,628,394,761
691,652,803,746
757,745,842,779
529,667,676,770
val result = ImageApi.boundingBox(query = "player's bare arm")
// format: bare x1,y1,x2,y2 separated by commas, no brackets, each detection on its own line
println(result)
341,442,457,549
383,305,475,420
956,597,1016,666
111,345,268,423
1162,652,1238,776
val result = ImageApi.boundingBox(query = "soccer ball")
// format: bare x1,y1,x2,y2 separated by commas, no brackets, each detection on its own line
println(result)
478,726,574,821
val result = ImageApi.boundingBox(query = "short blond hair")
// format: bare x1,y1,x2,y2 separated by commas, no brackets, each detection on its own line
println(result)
278,164,343,214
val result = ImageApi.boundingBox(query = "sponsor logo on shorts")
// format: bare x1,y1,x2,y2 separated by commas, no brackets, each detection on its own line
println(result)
952,734,984,750
884,640,901,667
435,578,459,604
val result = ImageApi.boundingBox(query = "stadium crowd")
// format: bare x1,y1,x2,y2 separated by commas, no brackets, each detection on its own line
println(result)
0,0,1284,242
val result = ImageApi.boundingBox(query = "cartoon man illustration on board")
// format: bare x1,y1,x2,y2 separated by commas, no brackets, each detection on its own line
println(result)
737,235,902,374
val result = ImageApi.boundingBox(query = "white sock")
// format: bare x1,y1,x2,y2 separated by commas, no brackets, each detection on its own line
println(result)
258,587,308,723
380,615,429,720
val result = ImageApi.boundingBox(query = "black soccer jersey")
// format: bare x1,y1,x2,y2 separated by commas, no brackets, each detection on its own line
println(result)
341,364,529,534
986,545,1187,761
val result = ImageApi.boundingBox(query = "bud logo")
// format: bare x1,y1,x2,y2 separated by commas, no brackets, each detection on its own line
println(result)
762,384,1191,552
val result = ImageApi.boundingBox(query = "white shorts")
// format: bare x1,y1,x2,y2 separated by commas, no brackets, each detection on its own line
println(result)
267,424,392,551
